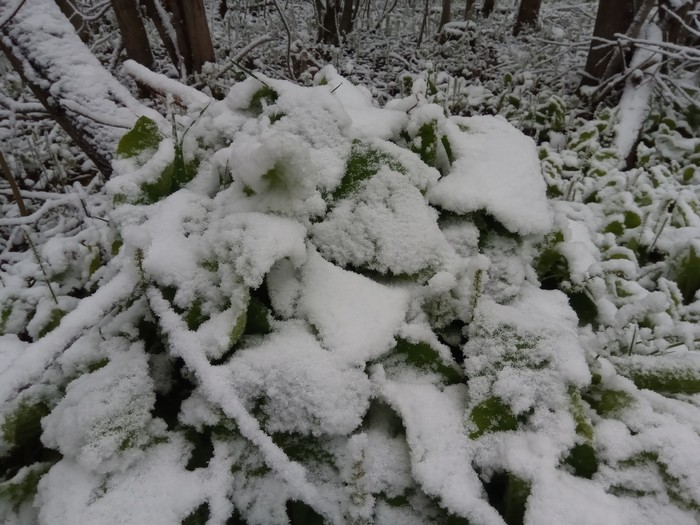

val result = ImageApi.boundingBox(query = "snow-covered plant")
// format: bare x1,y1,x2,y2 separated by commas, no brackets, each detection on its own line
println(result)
1,66,700,525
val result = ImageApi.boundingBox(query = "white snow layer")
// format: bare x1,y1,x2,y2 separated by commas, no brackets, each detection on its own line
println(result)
3,64,698,525
429,115,553,235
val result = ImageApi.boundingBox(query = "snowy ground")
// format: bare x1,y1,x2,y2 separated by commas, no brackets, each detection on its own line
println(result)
1,2,700,524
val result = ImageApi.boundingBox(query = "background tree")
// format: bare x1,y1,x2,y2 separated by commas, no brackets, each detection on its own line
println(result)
162,0,215,74
111,0,154,67
513,0,541,35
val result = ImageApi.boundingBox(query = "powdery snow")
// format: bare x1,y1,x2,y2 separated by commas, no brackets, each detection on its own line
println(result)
429,115,553,235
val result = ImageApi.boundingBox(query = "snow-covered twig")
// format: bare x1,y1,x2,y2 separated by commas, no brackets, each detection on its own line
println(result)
146,287,343,524
0,0,27,29
123,59,211,108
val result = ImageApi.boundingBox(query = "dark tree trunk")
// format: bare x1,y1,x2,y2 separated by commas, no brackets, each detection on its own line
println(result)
660,1,692,45
439,0,452,34
111,0,154,67
163,0,215,74
339,0,355,36
54,0,90,42
482,0,495,18
141,0,181,72
319,0,340,44
513,0,541,36
581,0,635,86
464,0,476,19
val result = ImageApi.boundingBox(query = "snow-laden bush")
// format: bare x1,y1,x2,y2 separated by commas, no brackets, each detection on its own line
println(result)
1,67,700,525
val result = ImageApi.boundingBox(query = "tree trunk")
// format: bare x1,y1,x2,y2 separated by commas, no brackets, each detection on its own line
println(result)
318,0,340,44
54,0,90,42
162,0,215,74
0,0,160,179
513,0,541,36
581,0,635,86
111,0,154,67
339,0,355,36
464,0,476,19
482,0,495,18
660,1,692,45
439,0,452,35
141,0,181,73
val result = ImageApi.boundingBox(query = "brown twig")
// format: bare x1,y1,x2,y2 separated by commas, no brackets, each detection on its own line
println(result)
0,149,28,217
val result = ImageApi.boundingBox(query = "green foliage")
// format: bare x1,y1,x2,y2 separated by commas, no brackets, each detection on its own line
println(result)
670,244,700,304
0,463,52,512
0,306,10,334
412,121,439,167
391,338,462,384
272,432,335,465
486,472,530,525
564,443,598,479
586,389,634,417
140,163,174,203
2,401,50,448
229,308,247,347
37,308,65,338
568,388,593,441
249,85,279,115
286,500,325,525
182,502,210,525
245,295,271,335
117,116,161,159
469,397,518,439
333,140,404,201
618,364,700,394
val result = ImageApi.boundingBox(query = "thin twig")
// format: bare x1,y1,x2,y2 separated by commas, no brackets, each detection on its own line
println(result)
0,149,28,217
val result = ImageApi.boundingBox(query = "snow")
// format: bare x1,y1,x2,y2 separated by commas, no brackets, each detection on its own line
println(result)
614,23,663,161
299,250,411,365
2,27,700,524
428,115,553,236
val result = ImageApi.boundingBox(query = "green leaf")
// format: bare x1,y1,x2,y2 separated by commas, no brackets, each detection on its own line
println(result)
2,401,50,447
0,462,53,512
286,500,324,525
568,387,593,441
182,503,210,525
333,140,404,201
586,389,634,417
564,443,598,479
249,85,279,115
671,244,700,304
141,163,174,203
245,296,271,335
412,120,439,167
469,397,517,439
37,308,65,339
392,338,462,384
117,116,161,159
229,308,247,347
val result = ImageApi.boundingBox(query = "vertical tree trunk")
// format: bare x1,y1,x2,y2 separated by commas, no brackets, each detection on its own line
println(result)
660,1,692,45
339,0,355,36
482,0,495,18
464,0,476,19
581,0,635,86
439,0,452,35
141,0,181,72
513,0,541,35
163,0,215,74
111,0,154,67
318,0,340,44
